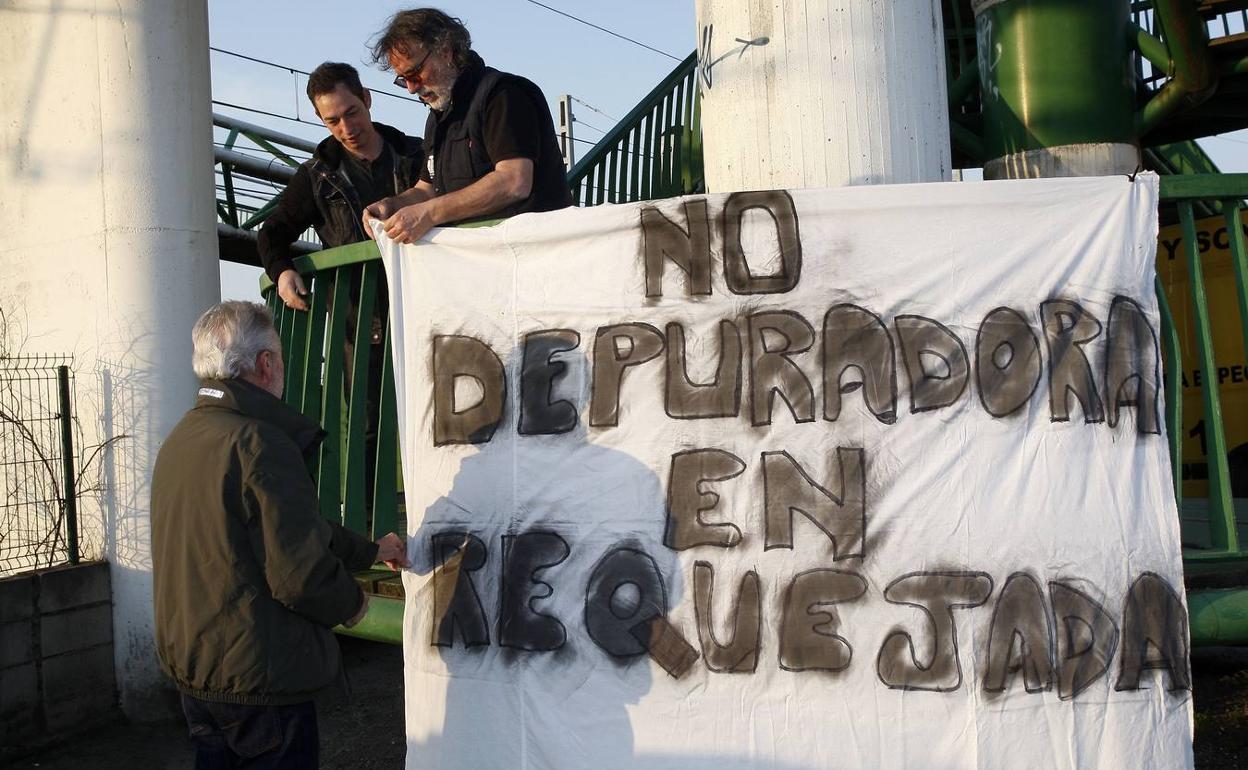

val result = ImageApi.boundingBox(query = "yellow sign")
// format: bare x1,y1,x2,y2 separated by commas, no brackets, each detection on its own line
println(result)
1155,210,1248,498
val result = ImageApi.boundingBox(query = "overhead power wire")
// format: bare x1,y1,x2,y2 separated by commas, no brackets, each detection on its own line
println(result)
209,46,424,104
520,1,681,61
570,96,617,122
216,102,604,148
212,100,324,129
573,118,607,135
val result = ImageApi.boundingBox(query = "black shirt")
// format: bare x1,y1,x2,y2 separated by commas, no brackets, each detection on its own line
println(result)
256,123,423,283
420,54,572,220
341,143,397,211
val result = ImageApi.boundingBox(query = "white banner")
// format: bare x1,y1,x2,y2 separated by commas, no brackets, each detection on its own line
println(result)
377,174,1193,770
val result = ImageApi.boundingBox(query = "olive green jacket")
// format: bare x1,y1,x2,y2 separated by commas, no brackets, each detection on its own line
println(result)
152,378,379,705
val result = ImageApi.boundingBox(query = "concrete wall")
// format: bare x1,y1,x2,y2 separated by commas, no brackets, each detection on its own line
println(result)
0,562,118,750
695,0,952,192
0,1,220,718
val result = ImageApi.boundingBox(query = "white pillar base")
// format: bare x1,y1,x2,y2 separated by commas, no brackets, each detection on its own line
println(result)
984,143,1141,180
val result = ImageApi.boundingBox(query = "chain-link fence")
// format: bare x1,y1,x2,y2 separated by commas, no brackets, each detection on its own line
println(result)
0,355,79,577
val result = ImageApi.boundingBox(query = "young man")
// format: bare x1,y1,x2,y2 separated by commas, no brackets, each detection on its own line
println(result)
258,61,424,309
258,63,420,504
363,8,573,244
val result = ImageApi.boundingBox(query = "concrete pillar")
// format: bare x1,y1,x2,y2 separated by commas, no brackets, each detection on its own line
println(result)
0,0,219,718
694,0,953,193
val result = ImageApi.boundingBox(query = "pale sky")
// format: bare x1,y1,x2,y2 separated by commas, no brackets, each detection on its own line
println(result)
210,0,1248,301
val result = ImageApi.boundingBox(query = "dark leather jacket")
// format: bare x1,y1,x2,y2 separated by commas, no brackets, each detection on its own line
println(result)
258,123,424,282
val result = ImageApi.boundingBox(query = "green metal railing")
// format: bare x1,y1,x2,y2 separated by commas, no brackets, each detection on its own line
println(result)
1160,174,1248,567
566,52,703,205
1162,175,1248,645
264,241,402,545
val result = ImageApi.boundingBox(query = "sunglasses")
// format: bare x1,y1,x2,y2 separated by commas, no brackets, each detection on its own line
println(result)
393,47,435,90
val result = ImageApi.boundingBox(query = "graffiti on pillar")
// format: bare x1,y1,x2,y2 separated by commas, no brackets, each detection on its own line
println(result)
976,16,1003,104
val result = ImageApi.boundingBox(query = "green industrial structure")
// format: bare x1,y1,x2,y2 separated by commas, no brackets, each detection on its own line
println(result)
210,0,1248,646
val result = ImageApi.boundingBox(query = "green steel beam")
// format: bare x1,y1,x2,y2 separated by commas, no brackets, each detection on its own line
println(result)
1138,0,1219,137
372,328,400,541
1159,173,1248,199
949,0,972,72
343,263,379,533
284,293,312,410
300,274,330,420
950,119,986,163
319,271,351,523
1156,278,1183,501
1147,140,1223,182
567,52,696,184
947,62,980,110
1132,22,1172,75
1180,201,1239,553
238,194,282,231
1188,587,1248,645
1225,199,1248,396
240,129,302,168
335,593,404,644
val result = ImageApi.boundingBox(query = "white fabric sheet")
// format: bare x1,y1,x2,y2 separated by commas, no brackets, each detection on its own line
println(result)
376,174,1192,770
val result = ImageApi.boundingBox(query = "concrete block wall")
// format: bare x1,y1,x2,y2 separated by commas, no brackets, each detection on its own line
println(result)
0,562,119,750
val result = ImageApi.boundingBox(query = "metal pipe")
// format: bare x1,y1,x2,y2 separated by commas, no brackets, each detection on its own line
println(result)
335,594,403,645
1189,587,1248,646
947,64,980,110
56,365,78,565
1222,55,1248,76
212,112,318,154
1131,23,1171,75
1138,0,1219,137
214,147,296,184
216,223,318,268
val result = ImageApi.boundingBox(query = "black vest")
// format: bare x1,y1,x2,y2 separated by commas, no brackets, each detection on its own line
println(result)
424,61,572,221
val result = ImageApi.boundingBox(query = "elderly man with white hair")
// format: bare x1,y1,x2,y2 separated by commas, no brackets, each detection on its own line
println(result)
151,300,407,769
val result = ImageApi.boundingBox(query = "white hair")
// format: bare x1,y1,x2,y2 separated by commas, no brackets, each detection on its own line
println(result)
191,301,279,380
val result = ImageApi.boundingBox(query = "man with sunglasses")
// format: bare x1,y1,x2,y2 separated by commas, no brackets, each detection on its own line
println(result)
363,8,572,244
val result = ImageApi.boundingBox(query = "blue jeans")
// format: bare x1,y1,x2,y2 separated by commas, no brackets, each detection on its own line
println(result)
180,694,319,769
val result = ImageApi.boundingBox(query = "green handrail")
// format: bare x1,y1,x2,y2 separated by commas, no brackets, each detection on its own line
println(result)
263,240,404,542
1159,174,1248,568
566,51,703,205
